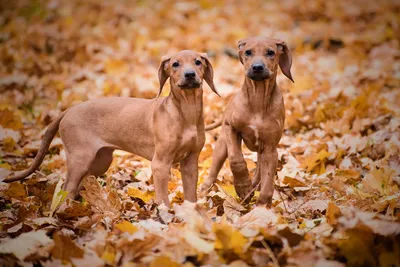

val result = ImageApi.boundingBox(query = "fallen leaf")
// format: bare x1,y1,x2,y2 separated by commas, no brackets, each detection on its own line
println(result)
49,178,67,217
150,256,180,267
0,230,53,261
115,220,138,234
80,176,121,218
326,202,342,225
213,223,248,255
127,185,154,203
283,176,307,187
183,229,214,253
301,149,331,174
50,232,84,261
1,182,27,201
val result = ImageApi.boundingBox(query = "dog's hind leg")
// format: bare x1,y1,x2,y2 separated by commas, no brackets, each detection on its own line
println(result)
89,147,114,177
62,149,95,199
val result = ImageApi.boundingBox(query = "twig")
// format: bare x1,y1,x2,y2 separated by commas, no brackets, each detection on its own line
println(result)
261,239,280,267
277,189,289,214
240,181,261,205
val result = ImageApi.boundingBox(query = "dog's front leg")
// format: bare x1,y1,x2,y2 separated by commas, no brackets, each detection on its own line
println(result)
225,125,252,200
152,155,172,206
257,146,278,207
180,152,200,202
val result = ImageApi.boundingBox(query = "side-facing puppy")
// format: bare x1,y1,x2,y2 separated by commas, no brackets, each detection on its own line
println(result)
201,37,294,206
5,50,219,206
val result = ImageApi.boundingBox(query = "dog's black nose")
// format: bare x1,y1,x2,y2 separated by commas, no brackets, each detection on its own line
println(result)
252,64,264,72
185,71,196,79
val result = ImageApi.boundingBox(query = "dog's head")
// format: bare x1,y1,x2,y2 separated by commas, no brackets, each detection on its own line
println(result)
158,50,219,97
237,36,294,83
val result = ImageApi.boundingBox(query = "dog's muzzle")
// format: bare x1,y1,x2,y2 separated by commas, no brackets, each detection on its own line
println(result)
178,72,201,89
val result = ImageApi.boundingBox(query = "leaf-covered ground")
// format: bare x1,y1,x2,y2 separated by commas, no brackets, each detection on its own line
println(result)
0,0,400,266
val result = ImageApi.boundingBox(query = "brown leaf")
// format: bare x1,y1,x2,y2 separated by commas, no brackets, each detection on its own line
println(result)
1,182,27,201
283,176,307,188
80,175,121,218
56,199,94,219
50,232,84,261
326,202,342,225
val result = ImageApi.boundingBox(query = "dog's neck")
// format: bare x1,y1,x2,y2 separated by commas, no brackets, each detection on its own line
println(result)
168,81,204,126
242,75,277,116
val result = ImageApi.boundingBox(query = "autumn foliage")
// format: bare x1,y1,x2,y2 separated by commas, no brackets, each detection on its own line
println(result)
0,0,399,266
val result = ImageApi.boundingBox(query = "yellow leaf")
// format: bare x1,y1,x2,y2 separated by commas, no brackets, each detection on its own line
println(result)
105,59,129,75
221,184,237,198
290,74,316,95
171,190,184,205
49,178,67,217
3,137,16,152
127,186,154,202
300,149,331,174
213,223,248,254
0,163,11,169
115,220,138,234
103,81,121,96
183,229,214,253
0,109,23,130
150,256,180,267
101,247,116,265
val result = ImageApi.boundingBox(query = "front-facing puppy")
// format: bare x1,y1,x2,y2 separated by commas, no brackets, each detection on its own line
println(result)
6,50,219,207
201,37,294,206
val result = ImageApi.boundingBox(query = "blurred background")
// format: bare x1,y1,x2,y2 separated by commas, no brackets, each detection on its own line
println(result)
0,1,400,265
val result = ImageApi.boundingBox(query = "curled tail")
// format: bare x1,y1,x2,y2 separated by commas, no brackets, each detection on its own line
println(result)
205,119,222,131
3,110,68,183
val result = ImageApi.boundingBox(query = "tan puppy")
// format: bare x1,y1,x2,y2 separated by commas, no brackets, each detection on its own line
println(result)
201,37,293,206
5,50,219,206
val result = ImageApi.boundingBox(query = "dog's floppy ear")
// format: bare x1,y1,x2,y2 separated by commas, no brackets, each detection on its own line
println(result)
238,38,247,50
237,38,248,64
157,55,171,97
277,41,294,83
201,53,220,97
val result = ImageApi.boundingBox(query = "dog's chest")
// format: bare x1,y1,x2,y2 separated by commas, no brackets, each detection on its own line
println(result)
240,115,282,150
244,116,264,145
175,127,198,160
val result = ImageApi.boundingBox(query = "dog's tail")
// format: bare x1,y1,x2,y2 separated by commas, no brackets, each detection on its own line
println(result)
205,119,222,131
3,110,68,183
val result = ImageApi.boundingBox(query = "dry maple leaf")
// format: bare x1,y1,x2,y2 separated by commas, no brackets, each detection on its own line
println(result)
79,175,122,218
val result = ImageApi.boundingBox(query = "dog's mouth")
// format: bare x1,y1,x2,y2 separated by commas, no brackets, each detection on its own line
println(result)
177,81,201,90
246,70,273,81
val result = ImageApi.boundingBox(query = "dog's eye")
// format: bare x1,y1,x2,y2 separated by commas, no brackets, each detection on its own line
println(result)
172,62,179,68
245,50,252,56
267,50,275,57
195,60,202,66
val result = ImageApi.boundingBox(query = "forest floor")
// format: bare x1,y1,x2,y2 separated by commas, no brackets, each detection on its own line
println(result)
0,0,399,266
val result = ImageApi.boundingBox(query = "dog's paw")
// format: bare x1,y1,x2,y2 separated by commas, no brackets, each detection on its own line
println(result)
234,180,253,202
199,181,213,194
256,194,273,208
